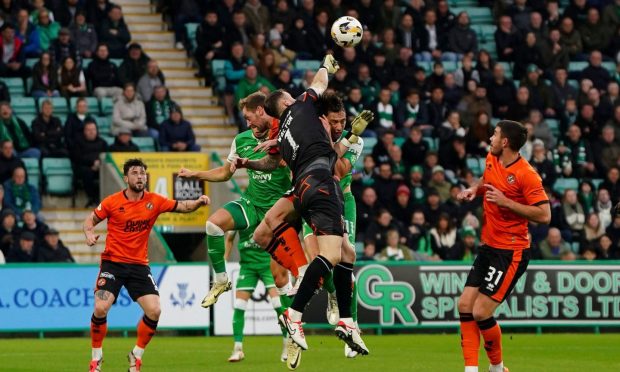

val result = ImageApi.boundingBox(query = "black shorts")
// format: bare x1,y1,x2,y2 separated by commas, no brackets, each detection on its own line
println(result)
95,260,159,302
464,246,530,303
293,169,344,236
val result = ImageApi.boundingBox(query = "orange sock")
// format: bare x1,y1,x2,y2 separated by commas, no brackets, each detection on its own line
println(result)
90,314,107,348
478,317,502,365
266,222,307,277
136,315,158,348
459,312,480,366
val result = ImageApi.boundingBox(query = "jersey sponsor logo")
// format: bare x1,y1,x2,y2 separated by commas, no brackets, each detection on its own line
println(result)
123,219,151,232
119,206,125,213
97,278,106,287
251,170,272,182
507,174,515,184
99,272,116,280
170,283,196,309
146,202,154,210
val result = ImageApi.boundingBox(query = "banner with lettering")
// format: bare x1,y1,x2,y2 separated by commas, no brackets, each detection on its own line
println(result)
303,262,620,328
109,153,209,232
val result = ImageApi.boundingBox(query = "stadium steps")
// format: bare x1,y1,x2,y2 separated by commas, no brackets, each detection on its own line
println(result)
117,0,247,187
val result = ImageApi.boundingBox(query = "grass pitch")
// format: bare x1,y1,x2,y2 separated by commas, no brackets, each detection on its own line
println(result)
0,333,618,371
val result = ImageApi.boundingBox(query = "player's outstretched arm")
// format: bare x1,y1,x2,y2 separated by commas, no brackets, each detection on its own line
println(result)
178,165,234,182
310,54,339,96
458,178,482,202
174,195,211,213
83,212,102,246
484,184,551,224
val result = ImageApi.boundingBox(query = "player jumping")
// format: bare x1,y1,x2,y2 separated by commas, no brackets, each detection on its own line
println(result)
84,158,210,372
457,121,551,372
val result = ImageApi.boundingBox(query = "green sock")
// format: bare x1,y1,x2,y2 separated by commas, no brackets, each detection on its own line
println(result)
207,234,226,274
276,306,288,337
323,272,336,293
351,280,358,322
232,308,245,342
279,294,293,310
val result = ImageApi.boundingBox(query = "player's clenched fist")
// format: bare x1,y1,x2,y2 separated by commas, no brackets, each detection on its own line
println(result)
198,195,211,206
178,167,196,178
229,155,248,172
321,54,339,74
457,187,477,202
85,232,100,246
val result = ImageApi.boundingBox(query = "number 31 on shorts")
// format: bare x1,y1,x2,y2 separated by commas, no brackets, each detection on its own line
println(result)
484,266,504,286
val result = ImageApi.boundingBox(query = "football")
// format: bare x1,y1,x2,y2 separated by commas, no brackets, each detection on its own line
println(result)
330,16,363,48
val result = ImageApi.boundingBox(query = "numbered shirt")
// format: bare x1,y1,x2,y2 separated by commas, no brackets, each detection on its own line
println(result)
337,130,364,191
277,89,336,181
228,129,291,208
94,190,177,265
480,154,549,250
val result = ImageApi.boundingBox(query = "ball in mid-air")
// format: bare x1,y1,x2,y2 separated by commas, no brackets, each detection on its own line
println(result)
330,16,363,48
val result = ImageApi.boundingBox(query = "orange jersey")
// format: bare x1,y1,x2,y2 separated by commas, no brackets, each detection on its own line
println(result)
480,154,548,250
268,118,280,155
94,190,177,265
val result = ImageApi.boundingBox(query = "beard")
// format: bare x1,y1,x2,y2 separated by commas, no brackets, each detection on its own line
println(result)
128,182,145,193
490,145,502,157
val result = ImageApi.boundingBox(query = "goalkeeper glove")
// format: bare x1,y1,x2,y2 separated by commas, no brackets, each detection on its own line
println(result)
345,110,374,144
320,54,339,74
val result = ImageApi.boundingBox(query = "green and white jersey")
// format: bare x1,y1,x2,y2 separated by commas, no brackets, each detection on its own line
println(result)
337,130,364,191
227,130,291,208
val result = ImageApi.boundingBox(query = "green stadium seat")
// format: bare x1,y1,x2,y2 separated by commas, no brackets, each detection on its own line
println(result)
568,61,589,73
81,58,92,69
423,136,438,151
418,61,432,74
294,60,321,72
25,58,38,69
69,96,99,113
546,119,560,138
95,115,112,135
394,137,405,147
567,79,579,90
22,157,40,189
479,41,497,57
100,97,114,115
443,61,458,73
18,114,36,130
211,59,227,92
100,135,114,145
38,97,69,115
451,7,493,24
1,77,25,97
110,59,122,67
491,117,501,127
11,97,37,115
185,23,200,52
354,241,364,256
571,242,580,254
475,24,497,43
466,157,482,176
591,178,604,190
553,178,579,195
133,136,156,152
602,62,616,75
25,77,32,94
42,157,73,195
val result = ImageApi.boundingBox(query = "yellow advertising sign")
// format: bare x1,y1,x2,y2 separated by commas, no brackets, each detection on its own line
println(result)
109,153,209,231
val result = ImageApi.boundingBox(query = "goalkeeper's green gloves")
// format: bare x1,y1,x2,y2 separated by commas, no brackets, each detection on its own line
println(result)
321,54,340,74
345,110,374,144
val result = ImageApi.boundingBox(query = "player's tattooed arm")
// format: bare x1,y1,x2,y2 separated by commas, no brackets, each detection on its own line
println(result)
174,195,211,213
243,154,281,172
83,212,103,246
178,166,234,182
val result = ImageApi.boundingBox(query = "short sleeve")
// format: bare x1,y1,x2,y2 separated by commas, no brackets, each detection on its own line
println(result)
93,197,112,220
521,168,549,206
226,139,238,163
153,193,178,213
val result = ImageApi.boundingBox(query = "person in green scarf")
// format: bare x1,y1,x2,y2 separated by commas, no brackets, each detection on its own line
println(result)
69,10,97,59
35,9,60,51
3,166,41,216
0,102,40,159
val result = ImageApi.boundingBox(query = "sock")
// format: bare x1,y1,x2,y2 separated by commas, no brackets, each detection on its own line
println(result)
465,367,479,372
132,346,144,359
277,283,293,310
215,272,228,284
266,222,307,277
333,262,354,319
270,296,288,336
233,309,246,342
206,222,226,274
478,317,502,366
136,315,158,349
90,314,107,353
489,362,504,372
351,275,358,322
234,341,243,350
460,312,480,367
323,272,336,293
290,255,333,314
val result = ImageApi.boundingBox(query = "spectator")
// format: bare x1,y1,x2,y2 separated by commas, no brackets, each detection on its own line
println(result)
3,166,41,215
36,9,60,51
194,10,225,81
595,125,620,175
495,15,518,62
582,245,598,260
430,212,458,260
58,56,86,97
20,209,47,243
99,4,130,58
565,124,597,177
454,54,479,88
595,188,613,229
0,22,29,78
38,228,74,262
223,42,253,124
523,66,555,116
601,167,620,204
285,16,310,57
242,0,269,35
371,130,395,164
359,240,377,261
118,43,149,87
392,47,416,94
171,0,202,50
529,109,555,147
506,86,533,122
563,189,586,241
136,60,165,102
438,111,466,145
6,231,38,262
49,27,77,65
422,188,445,227
112,83,148,137
559,17,583,58
357,188,382,240
272,0,295,30
579,180,595,213
406,210,435,259
159,105,199,152
108,128,139,152
15,8,41,58
580,8,609,53
406,165,426,205
30,51,60,98
597,235,616,259
30,0,55,25
467,111,493,157
426,87,449,130
356,64,381,107
0,208,19,256
86,0,111,34
87,43,122,99
146,85,175,136
373,87,395,133
31,100,67,157
64,97,95,148
365,208,405,251
376,228,414,261
447,11,477,58
0,102,39,158
581,51,611,91
234,65,275,106
539,227,574,259
551,68,577,113
564,0,589,27
256,51,278,81
542,28,570,73
585,212,606,243
69,10,97,59
307,9,331,59
224,10,254,49
487,64,516,118
0,140,22,184
391,184,414,227
267,28,295,73
73,120,106,207
428,165,452,202
457,85,492,128
450,227,477,261
344,86,366,125
372,162,399,208
602,1,620,40
402,126,428,169
530,139,557,187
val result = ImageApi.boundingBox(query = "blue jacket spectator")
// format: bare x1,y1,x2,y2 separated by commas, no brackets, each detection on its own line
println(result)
15,8,41,58
159,106,199,152
3,166,41,215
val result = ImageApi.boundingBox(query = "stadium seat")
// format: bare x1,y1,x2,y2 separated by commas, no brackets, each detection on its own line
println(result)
567,79,579,90
354,241,364,256
423,136,438,151
476,24,497,43
22,157,40,190
553,178,579,194
451,7,493,24
81,58,92,69
100,97,114,115
133,137,157,152
110,59,122,67
25,58,38,69
42,157,74,195
211,59,227,92
38,97,69,115
479,41,497,59
443,61,458,73
490,117,500,127
69,96,99,113
185,23,200,52
11,97,37,115
394,137,405,147
361,136,377,158
25,77,32,94
418,61,432,74
466,157,482,176
591,178,604,190
1,77,25,97
19,114,36,130
546,119,560,137
568,61,588,73
95,115,112,135
100,135,114,145
602,61,616,75
294,60,321,72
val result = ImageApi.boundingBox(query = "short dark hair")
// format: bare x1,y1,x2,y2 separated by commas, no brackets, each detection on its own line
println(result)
123,158,147,175
264,89,286,118
239,91,266,111
497,120,528,151
317,92,344,116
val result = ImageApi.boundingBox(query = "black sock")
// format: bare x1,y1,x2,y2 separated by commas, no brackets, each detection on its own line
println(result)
291,255,333,313
333,262,354,318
